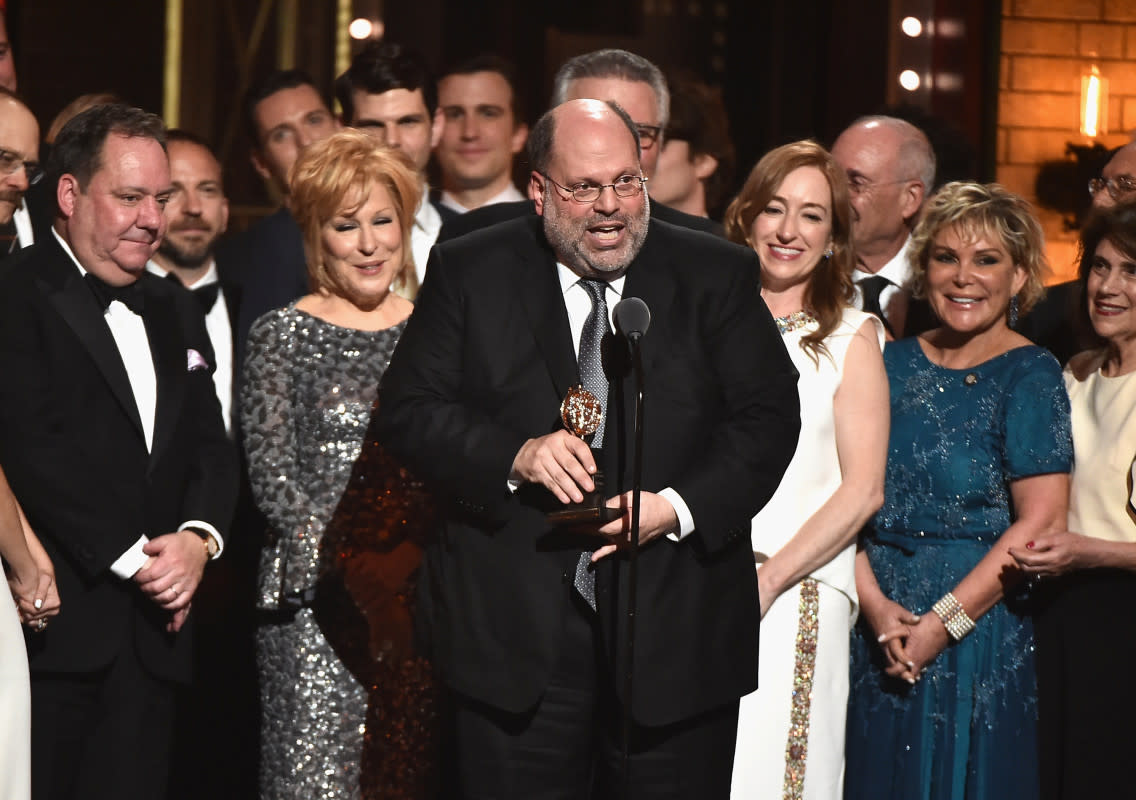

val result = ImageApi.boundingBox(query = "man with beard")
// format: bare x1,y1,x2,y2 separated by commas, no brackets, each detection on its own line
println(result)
147,130,237,433
377,99,799,798
0,88,38,258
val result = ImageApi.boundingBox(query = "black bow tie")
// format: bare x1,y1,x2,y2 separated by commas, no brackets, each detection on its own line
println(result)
86,273,144,315
165,272,219,314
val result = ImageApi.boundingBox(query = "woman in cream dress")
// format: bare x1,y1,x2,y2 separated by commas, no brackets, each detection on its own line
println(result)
723,140,888,799
0,463,60,800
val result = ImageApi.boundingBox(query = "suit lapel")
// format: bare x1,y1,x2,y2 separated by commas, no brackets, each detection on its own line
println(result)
511,221,578,400
39,239,146,441
603,221,676,482
144,282,185,466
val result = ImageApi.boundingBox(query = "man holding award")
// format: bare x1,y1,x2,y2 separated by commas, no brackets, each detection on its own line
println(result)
377,99,800,798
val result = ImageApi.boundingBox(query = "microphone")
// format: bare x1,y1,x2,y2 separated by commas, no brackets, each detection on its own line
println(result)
613,297,651,342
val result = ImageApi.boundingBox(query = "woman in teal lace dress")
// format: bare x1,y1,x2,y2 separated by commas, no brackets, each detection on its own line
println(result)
845,183,1072,800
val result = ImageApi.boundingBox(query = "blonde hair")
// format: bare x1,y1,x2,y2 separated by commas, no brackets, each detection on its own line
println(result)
724,140,854,363
909,182,1046,315
289,129,422,295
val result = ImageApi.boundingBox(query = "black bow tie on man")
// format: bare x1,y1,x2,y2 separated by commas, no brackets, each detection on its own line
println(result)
85,271,145,315
164,271,219,314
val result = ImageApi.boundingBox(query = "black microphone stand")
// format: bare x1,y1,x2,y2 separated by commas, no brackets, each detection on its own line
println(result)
621,328,645,798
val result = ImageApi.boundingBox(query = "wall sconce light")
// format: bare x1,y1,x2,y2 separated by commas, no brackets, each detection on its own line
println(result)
1081,65,1108,138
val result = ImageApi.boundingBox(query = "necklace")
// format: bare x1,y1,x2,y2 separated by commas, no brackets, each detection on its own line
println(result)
774,310,817,335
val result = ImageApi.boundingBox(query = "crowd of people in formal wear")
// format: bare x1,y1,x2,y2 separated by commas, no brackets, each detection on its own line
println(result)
1,8,1135,799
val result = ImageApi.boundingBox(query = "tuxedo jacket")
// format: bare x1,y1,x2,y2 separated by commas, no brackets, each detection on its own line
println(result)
0,236,238,682
377,215,800,727
436,197,723,244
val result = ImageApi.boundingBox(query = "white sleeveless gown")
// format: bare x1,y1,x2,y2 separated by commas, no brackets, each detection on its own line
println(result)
731,307,884,800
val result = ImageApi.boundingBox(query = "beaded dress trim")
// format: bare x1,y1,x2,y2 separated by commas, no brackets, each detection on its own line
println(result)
774,310,818,335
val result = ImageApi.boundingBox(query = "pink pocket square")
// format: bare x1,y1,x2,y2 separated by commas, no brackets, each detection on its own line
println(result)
186,349,210,371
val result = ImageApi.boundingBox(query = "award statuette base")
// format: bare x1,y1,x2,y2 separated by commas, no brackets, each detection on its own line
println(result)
546,471,621,525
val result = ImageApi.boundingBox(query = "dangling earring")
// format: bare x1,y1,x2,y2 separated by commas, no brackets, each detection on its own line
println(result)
1008,295,1019,328
823,248,833,259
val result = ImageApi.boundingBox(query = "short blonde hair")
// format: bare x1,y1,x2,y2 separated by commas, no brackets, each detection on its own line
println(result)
909,181,1047,315
289,129,421,294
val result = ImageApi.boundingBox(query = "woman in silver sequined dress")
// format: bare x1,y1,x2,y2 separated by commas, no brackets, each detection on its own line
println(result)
241,130,429,799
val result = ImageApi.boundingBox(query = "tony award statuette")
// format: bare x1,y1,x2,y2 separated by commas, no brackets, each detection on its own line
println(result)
547,385,620,524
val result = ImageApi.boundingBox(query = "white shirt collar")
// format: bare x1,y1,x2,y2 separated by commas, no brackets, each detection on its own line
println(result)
145,259,219,288
852,235,914,288
440,183,526,214
556,262,627,297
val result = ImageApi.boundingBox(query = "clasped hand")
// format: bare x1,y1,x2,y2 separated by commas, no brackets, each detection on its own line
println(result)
133,530,209,632
511,431,678,561
865,596,949,684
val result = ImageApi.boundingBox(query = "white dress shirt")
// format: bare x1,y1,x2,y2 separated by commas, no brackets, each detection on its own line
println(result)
411,187,442,290
13,199,33,249
554,263,694,540
851,235,914,324
146,260,233,435
53,230,223,576
439,183,526,215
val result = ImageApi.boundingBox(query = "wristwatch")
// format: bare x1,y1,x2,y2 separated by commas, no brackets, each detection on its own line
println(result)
184,526,220,560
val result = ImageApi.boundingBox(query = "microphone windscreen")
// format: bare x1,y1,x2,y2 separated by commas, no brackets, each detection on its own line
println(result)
614,297,651,338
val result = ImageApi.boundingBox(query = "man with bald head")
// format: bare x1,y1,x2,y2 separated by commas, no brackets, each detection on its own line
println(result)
0,89,38,257
379,99,798,797
832,115,937,337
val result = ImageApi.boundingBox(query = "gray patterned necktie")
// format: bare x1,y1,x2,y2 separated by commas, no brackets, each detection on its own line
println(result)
577,278,609,447
573,278,610,611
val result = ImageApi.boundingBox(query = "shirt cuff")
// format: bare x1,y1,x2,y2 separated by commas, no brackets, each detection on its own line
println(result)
179,520,224,559
109,535,151,578
660,487,695,542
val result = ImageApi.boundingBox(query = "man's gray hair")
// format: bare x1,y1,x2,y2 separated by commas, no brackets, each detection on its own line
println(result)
854,115,936,191
551,49,669,126
527,100,641,175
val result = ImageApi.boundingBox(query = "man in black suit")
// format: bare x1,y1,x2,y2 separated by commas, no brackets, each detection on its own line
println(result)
0,104,237,800
378,99,799,798
437,48,721,243
217,69,339,355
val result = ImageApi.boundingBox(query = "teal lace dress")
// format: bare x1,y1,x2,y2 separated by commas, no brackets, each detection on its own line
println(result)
845,338,1072,800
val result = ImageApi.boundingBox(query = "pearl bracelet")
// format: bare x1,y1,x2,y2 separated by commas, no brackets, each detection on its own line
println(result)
931,592,976,641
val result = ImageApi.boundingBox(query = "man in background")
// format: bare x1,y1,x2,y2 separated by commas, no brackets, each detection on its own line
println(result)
831,115,937,338
335,40,455,294
216,69,338,351
434,54,528,214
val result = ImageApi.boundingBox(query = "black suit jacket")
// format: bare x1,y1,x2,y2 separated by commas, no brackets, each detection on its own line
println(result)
377,215,800,726
0,237,238,682
436,198,722,244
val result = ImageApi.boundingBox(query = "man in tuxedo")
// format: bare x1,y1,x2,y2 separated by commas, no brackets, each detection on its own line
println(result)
334,40,457,294
0,88,38,258
832,115,937,338
378,99,799,798
217,69,338,354
0,104,237,800
147,130,238,433
437,48,722,243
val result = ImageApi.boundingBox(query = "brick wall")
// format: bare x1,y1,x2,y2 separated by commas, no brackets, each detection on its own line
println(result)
999,0,1133,281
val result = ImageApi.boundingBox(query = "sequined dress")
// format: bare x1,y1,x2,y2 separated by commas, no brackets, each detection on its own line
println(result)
845,339,1072,800
732,307,883,800
242,305,415,799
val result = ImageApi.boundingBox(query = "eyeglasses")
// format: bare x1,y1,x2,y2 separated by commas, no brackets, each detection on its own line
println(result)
635,124,662,147
0,148,42,186
1088,175,1136,201
541,173,647,204
846,175,915,195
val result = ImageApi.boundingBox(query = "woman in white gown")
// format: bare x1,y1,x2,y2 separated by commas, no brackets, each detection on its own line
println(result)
0,463,60,800
723,140,889,799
